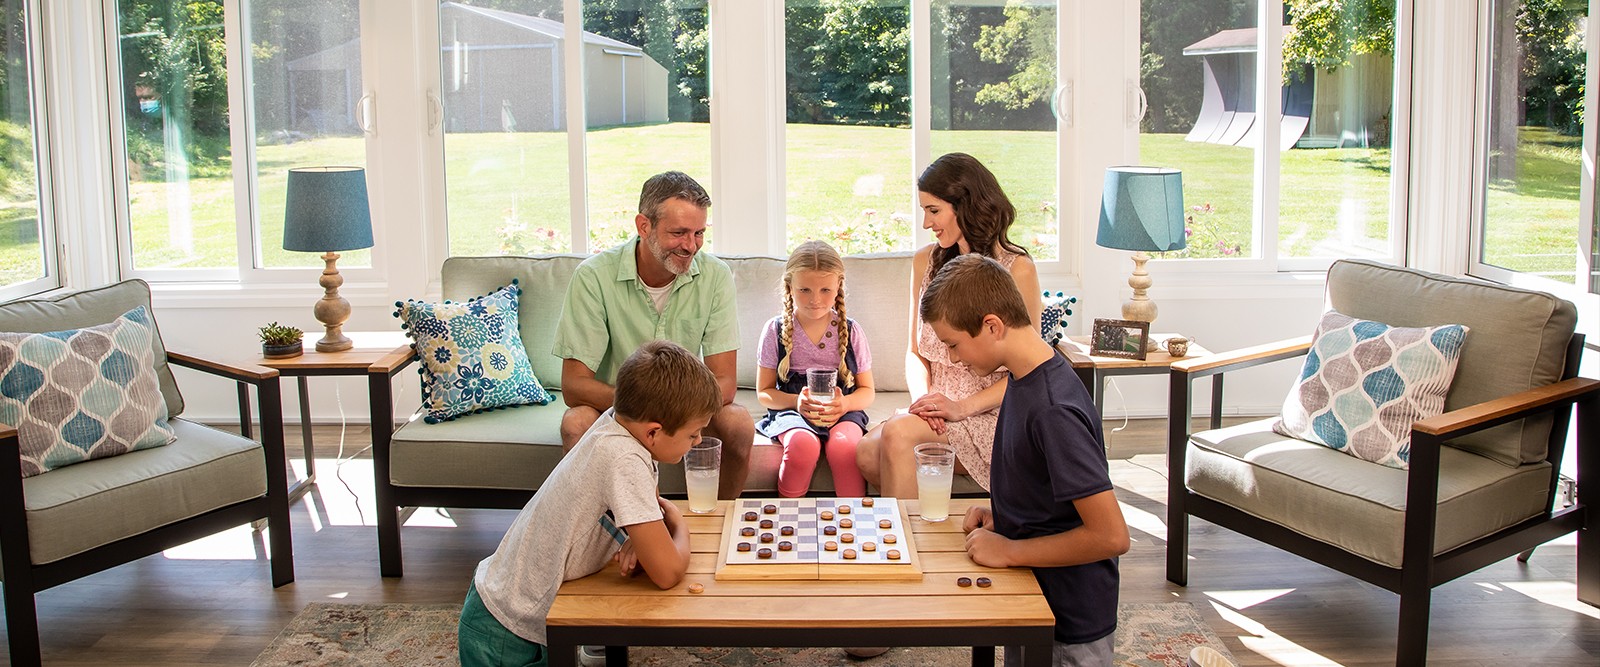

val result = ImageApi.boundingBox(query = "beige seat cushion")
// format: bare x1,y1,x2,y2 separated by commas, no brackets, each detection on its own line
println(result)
1185,419,1552,568
20,418,265,565
1326,259,1576,465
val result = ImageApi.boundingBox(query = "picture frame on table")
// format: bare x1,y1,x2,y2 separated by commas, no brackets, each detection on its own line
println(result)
1090,318,1150,360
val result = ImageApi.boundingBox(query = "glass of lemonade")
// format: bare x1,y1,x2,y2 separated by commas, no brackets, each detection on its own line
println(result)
914,443,956,522
806,368,837,404
685,437,722,514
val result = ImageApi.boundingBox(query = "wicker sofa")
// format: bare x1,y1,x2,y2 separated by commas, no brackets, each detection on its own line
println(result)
374,252,986,575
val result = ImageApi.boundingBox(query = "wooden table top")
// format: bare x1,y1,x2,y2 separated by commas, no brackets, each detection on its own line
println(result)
255,331,414,373
1057,333,1213,371
547,498,1055,630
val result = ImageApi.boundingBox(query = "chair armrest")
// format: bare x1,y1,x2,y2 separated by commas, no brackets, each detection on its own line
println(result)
1413,377,1600,440
1170,335,1313,377
0,425,15,447
369,345,418,375
167,351,279,384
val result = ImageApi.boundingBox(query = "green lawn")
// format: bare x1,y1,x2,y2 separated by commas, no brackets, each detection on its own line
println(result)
0,122,1585,282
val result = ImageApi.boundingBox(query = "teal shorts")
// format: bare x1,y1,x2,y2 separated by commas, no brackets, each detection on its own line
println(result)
458,581,548,667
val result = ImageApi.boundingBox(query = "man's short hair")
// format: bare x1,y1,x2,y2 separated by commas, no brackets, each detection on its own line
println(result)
614,340,722,433
919,254,1032,336
639,171,711,224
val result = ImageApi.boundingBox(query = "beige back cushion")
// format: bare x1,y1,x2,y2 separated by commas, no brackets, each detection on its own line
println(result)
0,279,183,418
442,252,915,394
725,252,912,392
1325,259,1576,466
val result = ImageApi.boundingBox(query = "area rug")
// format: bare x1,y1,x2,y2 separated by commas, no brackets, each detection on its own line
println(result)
252,601,1235,667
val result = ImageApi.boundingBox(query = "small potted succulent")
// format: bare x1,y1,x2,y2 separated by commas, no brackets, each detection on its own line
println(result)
258,322,305,359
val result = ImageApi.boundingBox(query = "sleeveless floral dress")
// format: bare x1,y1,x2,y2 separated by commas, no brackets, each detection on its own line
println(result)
914,250,1020,491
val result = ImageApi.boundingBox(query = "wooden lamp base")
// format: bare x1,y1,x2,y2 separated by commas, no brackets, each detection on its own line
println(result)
313,251,353,352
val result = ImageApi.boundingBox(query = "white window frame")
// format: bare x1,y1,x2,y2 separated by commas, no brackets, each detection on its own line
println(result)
102,0,386,287
1,0,61,302
1468,0,1600,299
1133,0,1412,277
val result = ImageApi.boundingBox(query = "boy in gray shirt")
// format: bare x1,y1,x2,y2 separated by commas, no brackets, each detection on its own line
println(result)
459,340,725,667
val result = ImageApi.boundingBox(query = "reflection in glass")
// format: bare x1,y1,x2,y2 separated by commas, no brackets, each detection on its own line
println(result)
115,0,238,271
1483,0,1587,286
785,0,912,254
1276,0,1394,259
1140,1,1257,259
930,0,1058,261
0,0,45,288
439,0,571,256
250,0,369,269
583,0,710,252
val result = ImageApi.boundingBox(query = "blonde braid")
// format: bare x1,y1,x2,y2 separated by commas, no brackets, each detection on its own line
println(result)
777,286,796,378
834,277,854,389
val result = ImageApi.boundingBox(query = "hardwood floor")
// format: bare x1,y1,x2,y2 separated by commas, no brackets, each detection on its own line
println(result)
6,419,1598,666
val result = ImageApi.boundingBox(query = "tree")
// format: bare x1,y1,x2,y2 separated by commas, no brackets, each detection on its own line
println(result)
1282,0,1395,75
786,0,909,126
1141,0,1252,134
971,3,1054,113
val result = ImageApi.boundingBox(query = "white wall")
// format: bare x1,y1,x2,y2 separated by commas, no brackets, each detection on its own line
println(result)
38,0,1486,425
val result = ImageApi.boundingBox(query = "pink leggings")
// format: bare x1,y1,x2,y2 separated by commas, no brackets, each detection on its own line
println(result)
776,422,867,498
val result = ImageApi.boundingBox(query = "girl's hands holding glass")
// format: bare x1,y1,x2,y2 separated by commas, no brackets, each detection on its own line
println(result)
798,386,843,428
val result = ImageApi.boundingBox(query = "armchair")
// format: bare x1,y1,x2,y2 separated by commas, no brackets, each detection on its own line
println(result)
0,280,294,667
1165,259,1598,666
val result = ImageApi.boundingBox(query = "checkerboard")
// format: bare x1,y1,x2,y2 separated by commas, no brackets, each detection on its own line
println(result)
723,498,909,565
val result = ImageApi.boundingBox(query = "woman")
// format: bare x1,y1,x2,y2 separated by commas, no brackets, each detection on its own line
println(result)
856,153,1042,498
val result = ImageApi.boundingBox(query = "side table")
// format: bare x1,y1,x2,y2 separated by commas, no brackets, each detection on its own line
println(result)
253,331,417,499
1057,333,1214,421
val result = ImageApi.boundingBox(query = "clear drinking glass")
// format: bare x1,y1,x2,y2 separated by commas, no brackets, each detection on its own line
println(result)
684,437,722,514
806,368,838,404
914,443,956,522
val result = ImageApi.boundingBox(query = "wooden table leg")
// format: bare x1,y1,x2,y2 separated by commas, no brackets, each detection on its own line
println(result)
971,645,995,666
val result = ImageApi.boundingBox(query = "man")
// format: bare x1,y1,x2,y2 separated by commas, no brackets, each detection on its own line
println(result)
552,171,753,499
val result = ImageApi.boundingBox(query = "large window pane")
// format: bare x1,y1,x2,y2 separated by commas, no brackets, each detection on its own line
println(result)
116,0,238,271
785,0,912,254
1277,0,1395,259
250,0,369,269
1139,1,1257,259
439,0,571,256
582,0,710,252
0,0,45,289
1482,0,1587,285
930,0,1059,261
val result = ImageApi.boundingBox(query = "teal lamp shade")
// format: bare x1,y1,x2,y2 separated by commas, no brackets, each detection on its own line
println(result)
1096,166,1185,253
283,166,373,252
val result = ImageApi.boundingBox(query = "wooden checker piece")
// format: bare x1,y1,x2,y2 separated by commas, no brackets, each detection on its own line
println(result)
715,498,922,581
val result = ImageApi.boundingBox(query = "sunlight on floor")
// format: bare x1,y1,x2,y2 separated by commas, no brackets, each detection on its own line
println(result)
1500,581,1600,620
1117,500,1167,542
1203,588,1294,610
1208,600,1346,667
163,525,266,560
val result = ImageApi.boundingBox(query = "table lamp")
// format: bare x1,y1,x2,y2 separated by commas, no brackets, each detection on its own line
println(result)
283,166,373,352
1096,166,1185,350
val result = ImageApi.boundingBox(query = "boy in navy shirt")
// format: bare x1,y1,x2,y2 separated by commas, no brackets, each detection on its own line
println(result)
920,254,1130,667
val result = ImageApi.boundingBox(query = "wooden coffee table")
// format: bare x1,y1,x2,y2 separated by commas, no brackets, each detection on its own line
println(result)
546,499,1056,666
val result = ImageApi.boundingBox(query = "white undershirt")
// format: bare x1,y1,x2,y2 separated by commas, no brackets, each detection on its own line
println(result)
642,281,672,313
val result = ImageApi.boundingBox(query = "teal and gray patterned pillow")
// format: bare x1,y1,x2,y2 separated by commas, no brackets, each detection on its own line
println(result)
0,306,177,477
1274,310,1469,469
395,281,550,423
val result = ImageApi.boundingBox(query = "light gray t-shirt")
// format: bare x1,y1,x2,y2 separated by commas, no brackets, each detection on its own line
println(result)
473,410,663,644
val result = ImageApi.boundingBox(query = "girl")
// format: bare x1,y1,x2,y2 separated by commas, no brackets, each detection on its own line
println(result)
755,240,875,497
855,152,1042,498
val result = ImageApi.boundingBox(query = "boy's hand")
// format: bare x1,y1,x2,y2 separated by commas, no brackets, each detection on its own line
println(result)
614,540,642,577
962,505,994,534
656,496,682,532
964,527,1014,568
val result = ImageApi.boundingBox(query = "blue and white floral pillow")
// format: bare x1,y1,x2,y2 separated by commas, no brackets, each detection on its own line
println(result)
1039,291,1077,347
394,282,551,423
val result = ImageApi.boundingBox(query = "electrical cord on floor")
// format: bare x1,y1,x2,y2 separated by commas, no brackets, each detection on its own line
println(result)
330,381,373,526
1105,377,1131,434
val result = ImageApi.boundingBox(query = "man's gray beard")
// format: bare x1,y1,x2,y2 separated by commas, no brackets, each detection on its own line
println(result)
645,234,691,275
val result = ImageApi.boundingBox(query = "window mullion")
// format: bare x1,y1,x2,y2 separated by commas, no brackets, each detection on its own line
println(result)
225,0,258,278
1259,6,1281,268
911,0,930,249
565,0,587,251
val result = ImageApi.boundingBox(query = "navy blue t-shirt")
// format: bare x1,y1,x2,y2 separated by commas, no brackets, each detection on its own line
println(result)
990,353,1118,644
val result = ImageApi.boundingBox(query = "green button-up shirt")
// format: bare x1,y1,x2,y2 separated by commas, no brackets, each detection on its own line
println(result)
552,237,740,385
